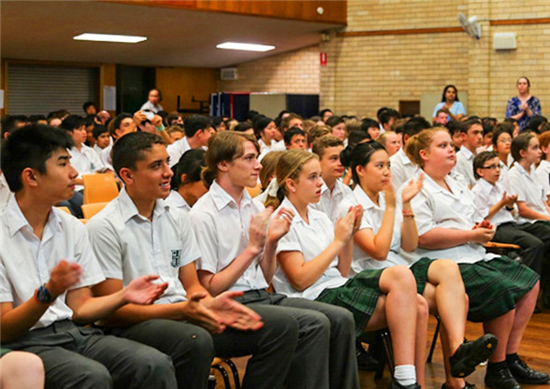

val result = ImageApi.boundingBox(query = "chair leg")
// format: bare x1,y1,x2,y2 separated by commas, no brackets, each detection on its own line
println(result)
427,316,441,363
380,329,395,377
223,359,241,389
211,363,231,389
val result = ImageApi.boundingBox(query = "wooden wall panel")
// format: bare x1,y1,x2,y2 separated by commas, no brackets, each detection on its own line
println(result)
155,67,217,114
109,0,346,24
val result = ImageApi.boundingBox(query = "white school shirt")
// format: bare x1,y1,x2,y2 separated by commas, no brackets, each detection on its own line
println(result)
165,190,191,214
310,179,352,224
140,101,163,113
190,181,269,292
0,173,12,207
454,146,476,188
0,197,105,329
273,198,347,299
390,149,420,189
409,173,496,264
337,186,408,277
167,137,191,168
69,144,106,191
471,178,515,226
535,160,550,198
86,189,200,304
503,164,550,224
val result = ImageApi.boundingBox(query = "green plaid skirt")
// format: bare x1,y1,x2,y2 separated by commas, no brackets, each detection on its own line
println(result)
410,257,436,295
0,348,11,357
316,269,384,337
459,256,539,322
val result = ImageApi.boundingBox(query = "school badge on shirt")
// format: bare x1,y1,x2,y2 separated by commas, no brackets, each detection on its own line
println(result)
171,249,182,268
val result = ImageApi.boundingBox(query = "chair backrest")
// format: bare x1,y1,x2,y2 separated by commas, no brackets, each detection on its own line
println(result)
81,202,109,219
56,206,72,214
246,183,263,198
82,174,119,204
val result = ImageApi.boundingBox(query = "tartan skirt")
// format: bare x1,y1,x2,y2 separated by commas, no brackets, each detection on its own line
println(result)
459,256,539,322
409,257,436,295
316,269,384,337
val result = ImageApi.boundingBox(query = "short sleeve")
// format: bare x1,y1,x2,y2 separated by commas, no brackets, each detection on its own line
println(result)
71,220,105,288
410,189,437,237
471,187,490,220
0,257,13,303
189,210,220,274
86,216,124,280
456,102,466,116
176,210,201,267
276,223,303,254
503,171,526,202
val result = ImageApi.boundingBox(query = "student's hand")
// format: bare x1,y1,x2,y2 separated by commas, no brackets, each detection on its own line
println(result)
206,291,263,331
383,182,396,208
267,207,294,243
46,260,82,298
470,223,495,244
475,219,495,230
503,192,518,207
151,115,163,128
334,209,356,244
123,275,168,305
182,292,224,334
249,207,273,251
133,111,147,124
402,174,424,204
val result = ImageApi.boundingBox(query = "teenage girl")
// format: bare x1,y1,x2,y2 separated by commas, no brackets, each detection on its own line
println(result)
405,128,545,389
338,141,497,389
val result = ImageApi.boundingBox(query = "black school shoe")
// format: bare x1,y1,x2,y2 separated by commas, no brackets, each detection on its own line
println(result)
388,381,420,389
508,357,550,385
484,366,521,389
449,334,497,377
441,382,475,389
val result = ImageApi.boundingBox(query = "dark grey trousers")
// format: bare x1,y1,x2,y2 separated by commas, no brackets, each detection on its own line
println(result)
4,320,176,389
236,289,360,389
109,308,299,389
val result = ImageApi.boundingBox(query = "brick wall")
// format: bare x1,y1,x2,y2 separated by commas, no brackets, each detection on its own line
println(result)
217,45,320,94
217,1,550,120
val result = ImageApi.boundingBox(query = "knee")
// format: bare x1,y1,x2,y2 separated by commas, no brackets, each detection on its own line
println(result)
77,362,112,387
434,258,461,278
142,349,176,380
325,305,355,336
387,265,416,290
416,294,429,320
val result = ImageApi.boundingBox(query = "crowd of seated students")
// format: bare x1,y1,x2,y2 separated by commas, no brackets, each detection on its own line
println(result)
2,99,550,389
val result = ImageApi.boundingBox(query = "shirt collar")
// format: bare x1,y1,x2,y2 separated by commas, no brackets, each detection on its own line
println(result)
5,196,63,238
353,185,384,211
167,190,190,210
210,180,252,211
396,148,414,165
281,197,323,225
117,187,168,223
459,145,475,159
476,178,497,195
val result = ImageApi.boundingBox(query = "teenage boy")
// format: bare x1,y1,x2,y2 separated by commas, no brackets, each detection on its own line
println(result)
454,118,483,188
87,132,300,389
473,151,550,284
92,124,112,156
0,125,176,388
167,115,216,168
284,127,307,150
190,131,359,389
311,135,351,223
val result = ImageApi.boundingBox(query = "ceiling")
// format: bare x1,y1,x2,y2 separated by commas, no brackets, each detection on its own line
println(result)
1,1,344,68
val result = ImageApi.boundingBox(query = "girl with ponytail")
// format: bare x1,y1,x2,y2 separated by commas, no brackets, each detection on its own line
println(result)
404,128,545,389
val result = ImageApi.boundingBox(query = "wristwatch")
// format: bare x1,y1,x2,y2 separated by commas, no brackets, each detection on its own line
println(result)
35,284,56,304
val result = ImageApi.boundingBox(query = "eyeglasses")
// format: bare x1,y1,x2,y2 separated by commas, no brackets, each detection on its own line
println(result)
480,164,500,170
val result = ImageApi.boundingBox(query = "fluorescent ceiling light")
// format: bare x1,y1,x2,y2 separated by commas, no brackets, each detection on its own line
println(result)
216,42,275,52
74,33,147,43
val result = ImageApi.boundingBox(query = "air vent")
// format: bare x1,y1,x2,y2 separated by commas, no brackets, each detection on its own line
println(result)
220,68,238,80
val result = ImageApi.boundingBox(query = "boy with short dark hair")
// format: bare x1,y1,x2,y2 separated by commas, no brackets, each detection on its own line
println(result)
284,127,306,150
0,124,175,388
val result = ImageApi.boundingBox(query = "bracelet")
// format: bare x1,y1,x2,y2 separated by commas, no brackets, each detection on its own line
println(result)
505,206,514,211
155,123,165,133
402,210,415,218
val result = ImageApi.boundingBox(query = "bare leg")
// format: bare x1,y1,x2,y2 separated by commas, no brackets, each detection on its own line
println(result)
507,281,539,354
414,294,429,388
484,310,515,363
0,351,45,389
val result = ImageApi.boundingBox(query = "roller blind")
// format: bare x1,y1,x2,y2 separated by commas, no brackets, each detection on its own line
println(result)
7,64,99,116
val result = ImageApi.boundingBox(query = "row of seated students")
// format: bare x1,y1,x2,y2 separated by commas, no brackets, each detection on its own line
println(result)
0,107,548,389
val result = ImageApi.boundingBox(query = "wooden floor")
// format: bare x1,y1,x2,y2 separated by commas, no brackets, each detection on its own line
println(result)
214,311,550,388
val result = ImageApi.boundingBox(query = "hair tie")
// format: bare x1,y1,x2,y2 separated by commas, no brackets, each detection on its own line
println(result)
266,179,280,197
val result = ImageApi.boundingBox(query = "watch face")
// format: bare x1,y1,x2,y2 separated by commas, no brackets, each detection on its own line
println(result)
37,285,53,303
